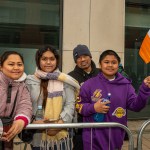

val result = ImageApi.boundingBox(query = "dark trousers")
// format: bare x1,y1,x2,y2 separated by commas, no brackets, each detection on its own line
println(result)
0,141,4,150
73,134,83,150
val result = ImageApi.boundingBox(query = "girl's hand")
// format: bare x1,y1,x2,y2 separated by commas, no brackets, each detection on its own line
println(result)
32,119,47,124
94,99,110,113
144,76,150,88
2,120,25,142
47,119,64,136
47,128,60,136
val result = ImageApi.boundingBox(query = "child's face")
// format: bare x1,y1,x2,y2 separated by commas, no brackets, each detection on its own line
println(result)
40,51,57,73
99,55,119,79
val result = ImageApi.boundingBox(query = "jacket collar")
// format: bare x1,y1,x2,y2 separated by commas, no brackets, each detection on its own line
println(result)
0,71,26,87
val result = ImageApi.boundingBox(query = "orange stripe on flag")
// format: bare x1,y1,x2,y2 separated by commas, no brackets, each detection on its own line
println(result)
139,30,150,64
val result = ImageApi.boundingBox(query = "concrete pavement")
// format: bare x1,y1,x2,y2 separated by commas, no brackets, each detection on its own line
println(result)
122,120,150,150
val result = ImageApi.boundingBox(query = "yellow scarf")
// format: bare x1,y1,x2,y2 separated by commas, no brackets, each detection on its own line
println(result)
35,69,80,148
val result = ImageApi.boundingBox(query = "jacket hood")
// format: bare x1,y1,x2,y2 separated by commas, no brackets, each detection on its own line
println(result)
15,72,27,82
0,71,27,87
99,72,132,85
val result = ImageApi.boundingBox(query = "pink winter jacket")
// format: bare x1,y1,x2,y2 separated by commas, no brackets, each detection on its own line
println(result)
0,72,32,150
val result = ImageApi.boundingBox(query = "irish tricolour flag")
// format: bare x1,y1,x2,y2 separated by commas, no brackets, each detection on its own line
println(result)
139,29,150,64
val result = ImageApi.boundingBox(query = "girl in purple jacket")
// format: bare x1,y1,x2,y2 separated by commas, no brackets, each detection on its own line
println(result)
76,50,150,150
0,51,32,150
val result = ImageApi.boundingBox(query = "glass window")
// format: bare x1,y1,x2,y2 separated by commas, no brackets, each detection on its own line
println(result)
0,0,62,74
125,0,150,119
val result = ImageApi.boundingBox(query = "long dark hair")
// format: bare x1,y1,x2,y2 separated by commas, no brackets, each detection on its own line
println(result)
35,45,59,109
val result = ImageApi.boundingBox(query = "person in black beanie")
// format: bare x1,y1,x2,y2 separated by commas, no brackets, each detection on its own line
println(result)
68,44,100,150
69,44,99,86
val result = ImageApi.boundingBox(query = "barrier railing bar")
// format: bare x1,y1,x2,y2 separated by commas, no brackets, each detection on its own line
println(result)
25,122,134,150
137,119,150,150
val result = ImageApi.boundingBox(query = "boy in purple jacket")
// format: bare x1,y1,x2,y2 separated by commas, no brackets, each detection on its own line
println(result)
76,50,150,150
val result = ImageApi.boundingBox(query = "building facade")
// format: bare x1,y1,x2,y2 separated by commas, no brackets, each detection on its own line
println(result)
63,0,125,73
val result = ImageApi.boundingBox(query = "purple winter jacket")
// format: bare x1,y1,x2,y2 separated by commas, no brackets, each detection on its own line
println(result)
77,72,150,150
0,72,32,150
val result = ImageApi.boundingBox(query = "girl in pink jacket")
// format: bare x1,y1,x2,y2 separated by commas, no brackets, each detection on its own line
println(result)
0,51,32,150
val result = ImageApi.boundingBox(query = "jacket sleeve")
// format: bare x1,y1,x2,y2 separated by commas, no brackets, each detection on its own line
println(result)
14,84,32,124
60,83,76,123
76,83,96,117
25,77,41,115
127,82,150,111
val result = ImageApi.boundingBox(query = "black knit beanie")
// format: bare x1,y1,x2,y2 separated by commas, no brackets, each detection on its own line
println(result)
73,44,92,63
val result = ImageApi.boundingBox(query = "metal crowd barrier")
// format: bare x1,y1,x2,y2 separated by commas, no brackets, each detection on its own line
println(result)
19,122,134,150
137,119,150,150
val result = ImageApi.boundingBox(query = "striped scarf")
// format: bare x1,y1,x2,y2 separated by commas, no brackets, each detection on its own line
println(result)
35,68,80,149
